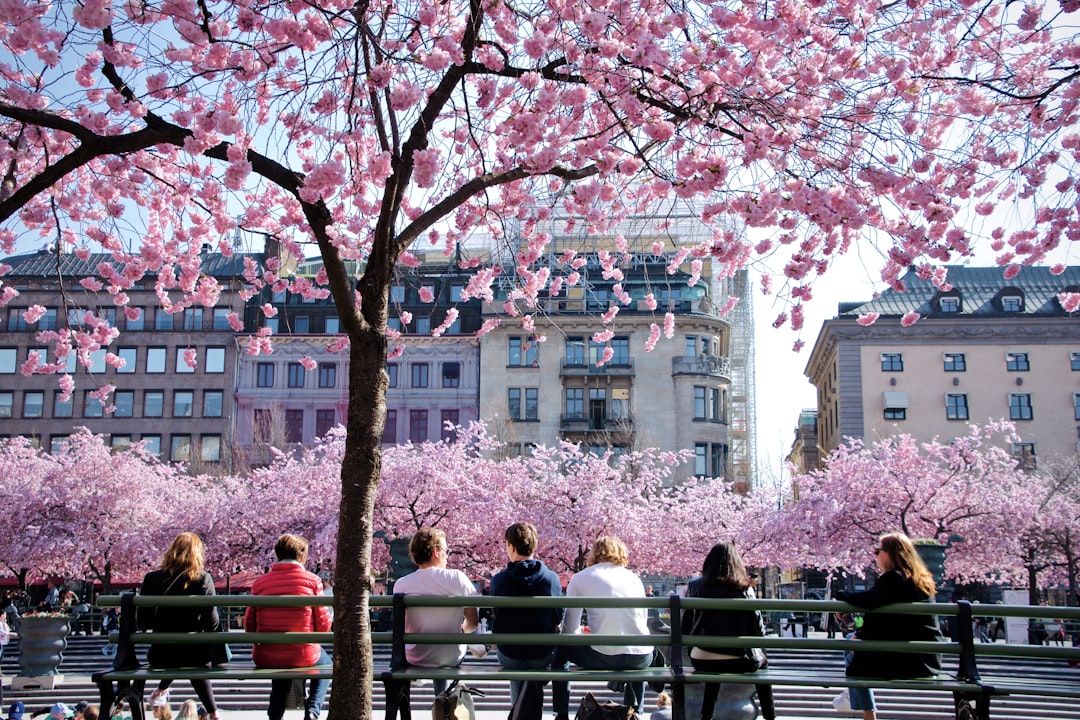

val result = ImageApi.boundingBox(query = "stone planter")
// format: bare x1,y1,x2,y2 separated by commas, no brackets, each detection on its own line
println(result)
12,613,70,690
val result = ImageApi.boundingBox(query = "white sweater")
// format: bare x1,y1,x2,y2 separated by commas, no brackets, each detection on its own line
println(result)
562,562,651,656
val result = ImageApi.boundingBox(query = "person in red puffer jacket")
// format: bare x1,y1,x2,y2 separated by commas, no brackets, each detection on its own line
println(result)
244,534,332,720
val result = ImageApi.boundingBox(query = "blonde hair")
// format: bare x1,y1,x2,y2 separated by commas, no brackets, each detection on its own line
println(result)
589,536,629,567
160,532,205,582
656,692,671,709
176,701,198,720
152,706,172,720
880,532,936,597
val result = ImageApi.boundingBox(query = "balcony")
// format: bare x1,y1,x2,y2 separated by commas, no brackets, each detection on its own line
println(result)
560,414,635,433
672,354,731,381
560,359,635,377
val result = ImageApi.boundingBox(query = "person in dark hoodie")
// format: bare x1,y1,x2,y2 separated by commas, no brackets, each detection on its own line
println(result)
489,522,566,716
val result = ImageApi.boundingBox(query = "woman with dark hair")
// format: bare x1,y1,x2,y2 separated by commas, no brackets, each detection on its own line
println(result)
681,541,775,720
138,532,223,720
837,532,944,720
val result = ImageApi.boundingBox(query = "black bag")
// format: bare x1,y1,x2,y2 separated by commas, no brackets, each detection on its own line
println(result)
509,680,544,720
432,680,484,720
574,693,638,720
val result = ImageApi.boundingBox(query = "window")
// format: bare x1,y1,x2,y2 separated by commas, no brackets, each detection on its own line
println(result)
175,348,195,373
0,348,16,374
213,308,231,330
68,309,84,328
265,317,278,333
201,435,221,463
141,435,161,455
694,387,707,419
83,392,104,418
566,337,585,366
0,392,12,418
441,409,459,442
126,308,144,330
183,308,201,330
611,389,630,420
285,409,304,444
589,388,606,428
946,394,969,420
294,315,310,333
508,336,538,367
155,309,174,330
24,391,43,418
509,388,539,421
114,391,134,418
1074,393,1080,421
409,409,428,443
415,316,430,334
117,347,137,373
325,316,340,334
6,310,25,331
146,347,167,373
943,353,966,372
685,336,698,357
450,285,464,302
316,409,335,438
1001,295,1023,312
880,353,903,372
710,387,722,421
939,296,960,313
1073,352,1080,371
203,390,223,418
611,337,630,365
390,284,405,303
411,363,429,388
205,347,225,373
1012,442,1036,471
111,435,132,451
174,390,194,418
287,362,305,388
442,362,460,388
387,363,398,388
253,409,273,443
883,390,908,421
87,349,107,374
50,436,69,454
257,362,275,387
383,409,397,444
695,443,708,476
1009,393,1033,420
144,391,164,418
884,407,906,420
52,392,72,418
319,363,336,388
38,309,57,330
1006,352,1030,371
566,388,584,419
171,435,191,462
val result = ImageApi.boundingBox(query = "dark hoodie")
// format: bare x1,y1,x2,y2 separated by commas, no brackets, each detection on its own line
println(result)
489,558,564,659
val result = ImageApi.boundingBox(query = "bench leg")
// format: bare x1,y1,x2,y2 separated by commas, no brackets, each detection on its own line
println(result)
383,679,413,720
671,680,685,720
954,692,991,720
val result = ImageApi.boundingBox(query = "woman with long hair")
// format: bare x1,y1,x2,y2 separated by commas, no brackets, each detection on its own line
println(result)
837,532,944,720
681,541,775,720
137,532,224,720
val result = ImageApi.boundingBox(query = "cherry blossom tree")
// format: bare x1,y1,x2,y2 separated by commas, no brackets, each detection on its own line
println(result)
772,423,1035,584
3,1,1080,716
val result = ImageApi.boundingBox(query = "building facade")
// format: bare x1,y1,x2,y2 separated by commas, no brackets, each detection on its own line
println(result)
804,265,1080,467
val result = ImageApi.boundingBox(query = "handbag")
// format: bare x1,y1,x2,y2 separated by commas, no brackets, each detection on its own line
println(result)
574,693,638,720
432,680,484,720
832,688,853,714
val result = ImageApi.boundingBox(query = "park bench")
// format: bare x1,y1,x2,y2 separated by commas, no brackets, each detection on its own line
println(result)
92,592,1080,720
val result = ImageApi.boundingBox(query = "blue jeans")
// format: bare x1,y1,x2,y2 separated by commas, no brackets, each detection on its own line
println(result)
849,687,875,711
553,646,652,714
267,648,331,720
498,648,557,708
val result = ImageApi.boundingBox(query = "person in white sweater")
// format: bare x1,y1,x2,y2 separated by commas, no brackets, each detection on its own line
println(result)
554,536,653,718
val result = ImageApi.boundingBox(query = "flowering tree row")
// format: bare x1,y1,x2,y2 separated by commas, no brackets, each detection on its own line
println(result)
3,421,1077,602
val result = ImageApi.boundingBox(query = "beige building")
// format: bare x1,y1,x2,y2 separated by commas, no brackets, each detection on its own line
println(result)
804,265,1080,467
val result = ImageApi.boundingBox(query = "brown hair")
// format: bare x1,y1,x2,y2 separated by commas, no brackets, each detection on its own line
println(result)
879,532,936,597
700,541,754,591
505,522,539,557
410,527,446,565
159,532,205,582
274,533,309,563
589,536,629,567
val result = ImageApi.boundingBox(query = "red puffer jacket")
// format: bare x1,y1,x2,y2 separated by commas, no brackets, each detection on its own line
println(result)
244,562,332,668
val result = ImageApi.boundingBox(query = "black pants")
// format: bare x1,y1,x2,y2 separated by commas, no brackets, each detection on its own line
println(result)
689,656,775,720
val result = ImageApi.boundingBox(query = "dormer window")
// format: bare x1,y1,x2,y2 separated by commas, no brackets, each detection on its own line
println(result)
940,296,960,313
1001,295,1022,312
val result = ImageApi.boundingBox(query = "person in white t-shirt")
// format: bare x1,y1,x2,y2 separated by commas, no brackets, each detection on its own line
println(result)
392,527,479,695
554,536,653,718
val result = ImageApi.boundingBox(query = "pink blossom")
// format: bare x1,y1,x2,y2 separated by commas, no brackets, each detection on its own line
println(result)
23,305,46,324
1058,292,1080,313
663,312,675,338
645,323,661,351
261,303,278,318
300,356,317,371
413,148,441,189
901,311,921,327
856,312,880,326
182,347,198,369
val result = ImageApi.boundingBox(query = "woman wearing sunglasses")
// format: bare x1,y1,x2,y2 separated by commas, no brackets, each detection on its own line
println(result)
837,532,944,720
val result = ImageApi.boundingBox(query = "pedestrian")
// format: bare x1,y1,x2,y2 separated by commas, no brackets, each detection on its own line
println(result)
176,701,198,720
680,541,775,720
837,532,944,720
245,533,333,720
6,703,24,720
489,522,565,714
392,527,479,697
138,532,224,720
555,536,653,718
649,693,672,720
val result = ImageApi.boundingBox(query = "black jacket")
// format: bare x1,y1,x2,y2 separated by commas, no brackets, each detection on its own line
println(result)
138,569,224,668
837,569,943,678
490,559,564,659
680,578,765,657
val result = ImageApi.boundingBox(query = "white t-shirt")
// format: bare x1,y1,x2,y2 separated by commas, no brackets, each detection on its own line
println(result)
563,562,651,656
393,567,478,667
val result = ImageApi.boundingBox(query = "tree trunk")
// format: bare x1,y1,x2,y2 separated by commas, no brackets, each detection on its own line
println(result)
1028,565,1041,606
328,321,388,720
